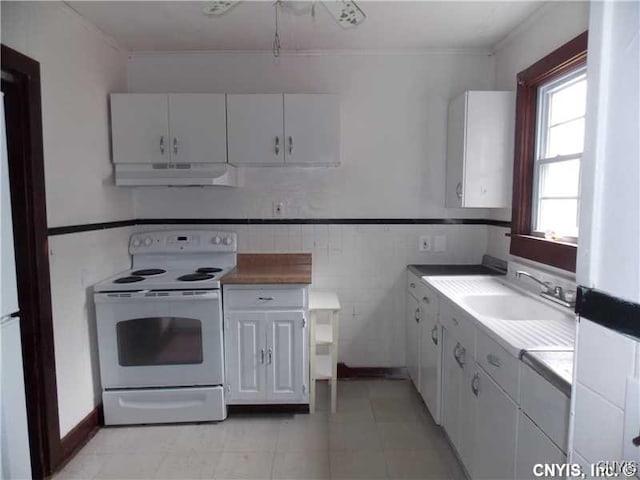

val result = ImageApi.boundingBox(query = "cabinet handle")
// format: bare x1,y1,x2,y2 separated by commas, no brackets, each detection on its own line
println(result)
471,373,480,397
173,137,178,155
160,136,165,154
415,307,420,323
258,296,274,301
410,283,416,288
431,325,438,345
268,348,272,365
456,182,463,199
260,349,265,364
422,296,430,304
454,342,466,368
275,136,280,155
487,353,501,368
288,136,293,155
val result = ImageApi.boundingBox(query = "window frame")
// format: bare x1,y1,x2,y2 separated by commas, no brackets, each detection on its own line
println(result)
510,31,588,272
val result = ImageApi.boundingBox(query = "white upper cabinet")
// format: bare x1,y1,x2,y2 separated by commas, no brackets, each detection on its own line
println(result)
227,94,285,165
110,93,227,165
111,94,169,165
445,91,515,208
284,94,340,165
227,94,340,166
168,94,227,164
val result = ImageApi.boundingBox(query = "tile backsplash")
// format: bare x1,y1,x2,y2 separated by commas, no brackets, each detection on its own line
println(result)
135,223,488,367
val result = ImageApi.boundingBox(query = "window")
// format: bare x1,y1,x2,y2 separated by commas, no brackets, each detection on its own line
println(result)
510,32,588,272
533,67,587,240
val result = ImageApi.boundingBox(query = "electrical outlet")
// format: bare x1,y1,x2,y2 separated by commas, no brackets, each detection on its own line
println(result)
419,235,431,252
272,201,285,217
434,234,447,252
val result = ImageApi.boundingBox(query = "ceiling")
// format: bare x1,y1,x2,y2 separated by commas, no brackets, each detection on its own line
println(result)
66,1,545,52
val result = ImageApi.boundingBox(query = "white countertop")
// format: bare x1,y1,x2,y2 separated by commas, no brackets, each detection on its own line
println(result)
423,275,576,358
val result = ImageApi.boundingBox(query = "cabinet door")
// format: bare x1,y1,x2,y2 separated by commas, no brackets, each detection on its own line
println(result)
225,312,266,403
442,330,461,450
168,94,227,164
516,412,566,480
445,93,466,208
463,91,514,208
406,294,420,389
227,94,284,165
442,329,476,476
111,94,169,164
265,311,306,402
473,367,518,480
419,310,441,424
284,94,339,165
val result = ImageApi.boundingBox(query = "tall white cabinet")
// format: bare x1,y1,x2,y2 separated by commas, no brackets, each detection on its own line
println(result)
445,91,515,208
223,286,309,405
227,94,339,166
111,93,228,165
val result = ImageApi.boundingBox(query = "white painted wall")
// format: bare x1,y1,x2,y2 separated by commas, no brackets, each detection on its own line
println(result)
570,1,640,466
1,2,132,436
128,51,494,219
484,1,590,265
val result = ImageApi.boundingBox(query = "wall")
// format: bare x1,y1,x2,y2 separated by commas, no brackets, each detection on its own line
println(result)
1,2,132,436
128,50,495,366
570,1,640,466
486,1,590,264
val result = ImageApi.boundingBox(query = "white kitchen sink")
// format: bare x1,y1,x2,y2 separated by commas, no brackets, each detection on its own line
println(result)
461,294,570,322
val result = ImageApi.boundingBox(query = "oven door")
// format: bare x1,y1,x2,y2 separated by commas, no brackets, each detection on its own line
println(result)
94,290,223,389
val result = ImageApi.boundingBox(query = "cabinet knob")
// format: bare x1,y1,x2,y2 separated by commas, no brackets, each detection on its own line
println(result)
456,182,463,199
471,373,480,396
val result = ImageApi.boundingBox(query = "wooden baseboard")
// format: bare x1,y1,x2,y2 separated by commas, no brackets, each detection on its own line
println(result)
337,363,409,379
53,405,103,474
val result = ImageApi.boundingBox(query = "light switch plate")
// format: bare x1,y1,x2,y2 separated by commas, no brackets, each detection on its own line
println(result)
623,376,640,471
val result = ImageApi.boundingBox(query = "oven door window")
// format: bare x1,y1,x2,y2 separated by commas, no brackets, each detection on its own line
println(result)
116,317,204,366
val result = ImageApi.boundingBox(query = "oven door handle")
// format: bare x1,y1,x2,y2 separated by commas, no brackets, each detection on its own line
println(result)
94,291,220,302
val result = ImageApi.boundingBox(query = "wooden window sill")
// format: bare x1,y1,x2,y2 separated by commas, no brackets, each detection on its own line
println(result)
509,234,577,272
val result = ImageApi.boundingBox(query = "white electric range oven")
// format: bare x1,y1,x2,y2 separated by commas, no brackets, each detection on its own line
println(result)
93,229,236,425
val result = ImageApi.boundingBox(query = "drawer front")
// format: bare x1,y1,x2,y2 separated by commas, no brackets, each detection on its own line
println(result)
439,299,475,357
224,287,306,309
407,271,439,317
477,330,520,401
519,362,570,452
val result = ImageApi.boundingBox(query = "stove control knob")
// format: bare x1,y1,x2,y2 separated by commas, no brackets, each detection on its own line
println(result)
132,238,142,247
223,236,233,246
143,237,153,247
212,236,221,245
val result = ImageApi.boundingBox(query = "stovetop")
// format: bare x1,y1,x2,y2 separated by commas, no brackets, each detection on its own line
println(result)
94,266,233,292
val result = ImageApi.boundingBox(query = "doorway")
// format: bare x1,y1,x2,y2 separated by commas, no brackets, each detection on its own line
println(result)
2,44,59,479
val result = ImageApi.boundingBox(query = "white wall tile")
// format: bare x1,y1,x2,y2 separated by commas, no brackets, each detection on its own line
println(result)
577,319,638,409
572,383,625,463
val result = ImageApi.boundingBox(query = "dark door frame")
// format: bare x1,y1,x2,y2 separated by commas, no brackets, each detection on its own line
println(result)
2,44,60,479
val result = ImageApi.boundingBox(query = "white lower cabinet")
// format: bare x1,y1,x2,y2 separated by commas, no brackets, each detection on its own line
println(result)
406,293,421,389
442,328,476,475
516,412,566,480
224,286,308,405
419,309,441,424
473,367,519,480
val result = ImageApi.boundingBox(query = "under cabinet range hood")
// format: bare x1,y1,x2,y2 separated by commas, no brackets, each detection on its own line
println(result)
115,163,238,187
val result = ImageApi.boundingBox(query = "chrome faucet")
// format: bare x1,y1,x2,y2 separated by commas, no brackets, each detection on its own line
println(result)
515,270,552,292
515,270,575,309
